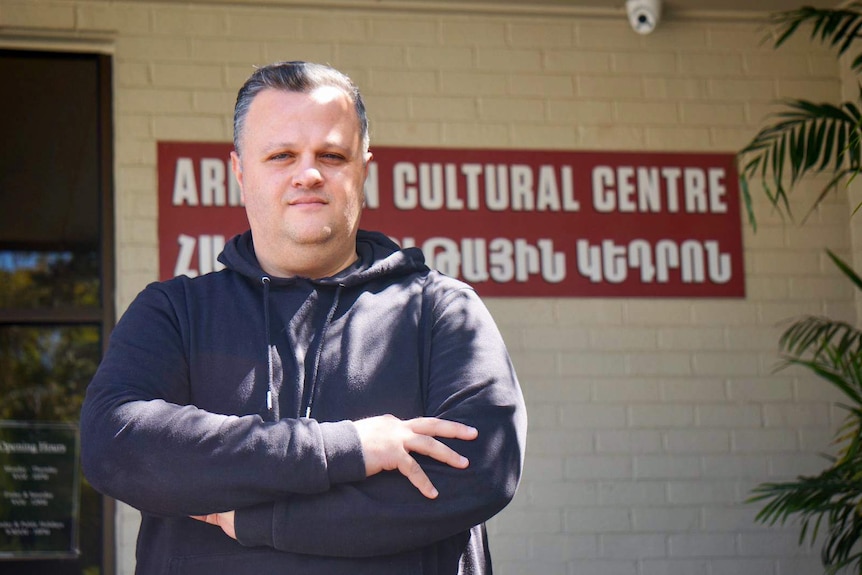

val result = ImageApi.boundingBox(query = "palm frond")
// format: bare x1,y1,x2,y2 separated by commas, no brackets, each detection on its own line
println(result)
827,249,862,291
737,98,862,224
748,451,862,571
779,316,862,362
769,4,862,73
757,291,862,572
741,6,862,226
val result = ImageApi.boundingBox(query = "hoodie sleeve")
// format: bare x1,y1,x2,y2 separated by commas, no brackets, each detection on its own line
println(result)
233,280,527,557
79,282,367,517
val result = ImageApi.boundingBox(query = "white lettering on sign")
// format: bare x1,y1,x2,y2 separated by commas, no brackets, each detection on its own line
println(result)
157,143,743,295
0,520,65,537
591,166,727,214
401,237,566,284
174,234,226,278
0,442,36,454
172,158,244,207
576,239,732,284
0,441,63,454
388,163,580,212
36,442,66,454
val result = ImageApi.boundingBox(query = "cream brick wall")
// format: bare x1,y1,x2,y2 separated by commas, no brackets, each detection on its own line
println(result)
0,1,852,574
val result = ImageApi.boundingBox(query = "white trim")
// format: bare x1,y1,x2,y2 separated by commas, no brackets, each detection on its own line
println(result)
0,28,115,55
129,0,772,21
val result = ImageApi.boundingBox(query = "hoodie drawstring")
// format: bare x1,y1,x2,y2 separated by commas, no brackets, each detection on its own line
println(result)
261,276,274,412
261,277,342,419
304,285,342,418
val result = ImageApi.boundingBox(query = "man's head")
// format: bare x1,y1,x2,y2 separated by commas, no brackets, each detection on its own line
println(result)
233,61,370,158
229,61,373,279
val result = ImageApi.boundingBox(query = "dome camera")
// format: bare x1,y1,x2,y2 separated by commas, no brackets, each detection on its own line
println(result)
625,0,662,35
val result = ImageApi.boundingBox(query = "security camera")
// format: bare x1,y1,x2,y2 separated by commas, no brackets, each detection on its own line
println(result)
626,0,662,35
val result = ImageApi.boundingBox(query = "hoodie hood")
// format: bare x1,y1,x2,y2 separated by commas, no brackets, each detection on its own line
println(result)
218,229,429,286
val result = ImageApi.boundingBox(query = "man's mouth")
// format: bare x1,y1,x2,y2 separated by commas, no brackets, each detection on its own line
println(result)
287,195,328,206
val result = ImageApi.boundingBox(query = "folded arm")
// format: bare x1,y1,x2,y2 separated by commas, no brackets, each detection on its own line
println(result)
81,282,484,518
80,283,366,516
228,282,527,557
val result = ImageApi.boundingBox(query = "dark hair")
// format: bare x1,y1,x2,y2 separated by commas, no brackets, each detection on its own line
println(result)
233,61,369,156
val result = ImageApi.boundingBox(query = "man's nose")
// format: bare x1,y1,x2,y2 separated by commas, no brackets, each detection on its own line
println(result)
292,158,323,188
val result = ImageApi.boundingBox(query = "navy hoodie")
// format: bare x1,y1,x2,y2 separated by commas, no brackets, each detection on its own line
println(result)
80,230,526,575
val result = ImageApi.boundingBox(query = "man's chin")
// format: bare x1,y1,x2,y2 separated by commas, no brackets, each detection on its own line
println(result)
287,225,336,245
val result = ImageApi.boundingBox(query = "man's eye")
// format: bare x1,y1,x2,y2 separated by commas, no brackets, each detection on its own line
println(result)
322,153,346,161
269,153,291,161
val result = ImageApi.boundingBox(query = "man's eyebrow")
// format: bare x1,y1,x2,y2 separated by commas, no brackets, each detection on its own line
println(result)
319,140,354,153
260,141,354,154
261,142,294,153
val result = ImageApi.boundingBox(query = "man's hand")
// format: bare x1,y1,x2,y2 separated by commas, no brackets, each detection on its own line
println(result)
189,417,476,539
353,415,478,499
190,511,236,540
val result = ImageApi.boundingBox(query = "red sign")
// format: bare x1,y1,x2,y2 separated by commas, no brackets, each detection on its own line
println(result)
158,142,744,298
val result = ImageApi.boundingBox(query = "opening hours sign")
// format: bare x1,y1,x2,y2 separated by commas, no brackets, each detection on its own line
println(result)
157,142,745,298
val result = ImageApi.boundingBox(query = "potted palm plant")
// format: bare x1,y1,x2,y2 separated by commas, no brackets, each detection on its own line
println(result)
738,4,862,573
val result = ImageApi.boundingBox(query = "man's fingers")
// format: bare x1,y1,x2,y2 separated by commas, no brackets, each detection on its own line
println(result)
407,433,470,469
190,514,216,525
189,512,236,540
407,417,478,441
355,415,478,498
398,454,439,499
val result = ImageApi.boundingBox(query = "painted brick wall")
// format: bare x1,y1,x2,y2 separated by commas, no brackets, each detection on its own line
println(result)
0,1,852,574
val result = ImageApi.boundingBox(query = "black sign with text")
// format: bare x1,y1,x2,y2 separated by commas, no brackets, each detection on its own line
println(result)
0,422,80,559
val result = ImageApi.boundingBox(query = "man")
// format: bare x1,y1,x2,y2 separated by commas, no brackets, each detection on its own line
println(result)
80,61,527,574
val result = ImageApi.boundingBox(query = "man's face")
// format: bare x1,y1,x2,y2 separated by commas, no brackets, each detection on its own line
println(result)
231,86,371,276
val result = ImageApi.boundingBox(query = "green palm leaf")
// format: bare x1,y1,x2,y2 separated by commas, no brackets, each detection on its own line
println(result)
748,253,862,573
739,5,862,229
748,453,862,559
737,98,862,228
827,249,862,291
770,4,862,72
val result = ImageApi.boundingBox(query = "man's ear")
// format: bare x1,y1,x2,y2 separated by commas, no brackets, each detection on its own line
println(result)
362,151,373,177
230,151,245,203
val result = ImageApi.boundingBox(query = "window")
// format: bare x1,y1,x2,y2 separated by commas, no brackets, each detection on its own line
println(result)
0,49,114,575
